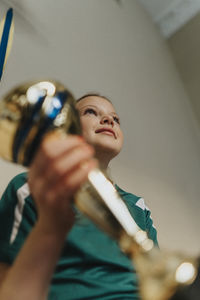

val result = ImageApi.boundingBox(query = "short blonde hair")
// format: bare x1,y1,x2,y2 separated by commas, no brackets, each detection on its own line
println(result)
76,93,112,104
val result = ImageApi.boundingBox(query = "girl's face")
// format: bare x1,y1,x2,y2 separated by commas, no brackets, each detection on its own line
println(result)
76,96,123,160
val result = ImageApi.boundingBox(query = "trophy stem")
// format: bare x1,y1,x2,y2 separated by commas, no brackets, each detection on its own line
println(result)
75,168,141,240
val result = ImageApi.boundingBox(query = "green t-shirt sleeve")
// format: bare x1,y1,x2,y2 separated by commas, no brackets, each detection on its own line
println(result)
144,207,159,246
0,177,19,263
0,173,37,264
115,185,158,246
129,196,158,247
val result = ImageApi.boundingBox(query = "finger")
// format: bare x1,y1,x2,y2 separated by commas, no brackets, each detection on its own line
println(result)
44,143,95,187
28,140,95,201
30,134,85,178
30,142,94,198
46,158,98,201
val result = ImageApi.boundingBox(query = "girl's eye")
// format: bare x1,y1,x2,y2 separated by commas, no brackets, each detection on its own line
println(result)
84,108,97,115
113,116,120,124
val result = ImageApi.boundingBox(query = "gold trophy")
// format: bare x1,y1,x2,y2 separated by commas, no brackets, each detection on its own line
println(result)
0,80,198,300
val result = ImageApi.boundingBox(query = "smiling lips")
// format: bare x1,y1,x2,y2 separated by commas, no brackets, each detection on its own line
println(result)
95,128,116,138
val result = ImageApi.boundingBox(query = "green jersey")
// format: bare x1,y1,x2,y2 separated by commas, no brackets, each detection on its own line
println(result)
0,173,158,299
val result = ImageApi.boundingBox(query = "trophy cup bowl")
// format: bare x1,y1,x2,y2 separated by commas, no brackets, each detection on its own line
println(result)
0,80,198,300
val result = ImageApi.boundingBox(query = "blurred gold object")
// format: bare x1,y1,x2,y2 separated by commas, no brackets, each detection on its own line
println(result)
0,81,80,164
0,80,198,300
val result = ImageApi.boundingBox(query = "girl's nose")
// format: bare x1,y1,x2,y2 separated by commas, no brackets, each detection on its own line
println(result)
100,115,114,126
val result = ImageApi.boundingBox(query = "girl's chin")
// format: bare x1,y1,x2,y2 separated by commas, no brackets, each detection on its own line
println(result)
95,143,120,156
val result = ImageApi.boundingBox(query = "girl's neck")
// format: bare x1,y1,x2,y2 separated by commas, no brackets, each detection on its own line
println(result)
95,151,110,171
95,156,114,184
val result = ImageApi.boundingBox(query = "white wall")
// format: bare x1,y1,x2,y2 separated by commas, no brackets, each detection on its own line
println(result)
168,12,200,129
0,0,199,255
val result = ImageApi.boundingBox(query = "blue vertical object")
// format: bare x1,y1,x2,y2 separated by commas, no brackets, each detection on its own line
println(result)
0,8,13,80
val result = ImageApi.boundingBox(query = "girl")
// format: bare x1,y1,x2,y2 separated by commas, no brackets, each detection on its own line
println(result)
0,94,157,299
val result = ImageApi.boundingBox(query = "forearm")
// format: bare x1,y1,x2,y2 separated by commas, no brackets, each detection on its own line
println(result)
0,220,67,300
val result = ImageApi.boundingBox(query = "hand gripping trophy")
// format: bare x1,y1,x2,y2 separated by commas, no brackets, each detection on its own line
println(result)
0,80,199,300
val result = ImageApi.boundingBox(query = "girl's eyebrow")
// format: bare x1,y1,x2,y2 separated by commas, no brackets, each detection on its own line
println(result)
79,105,98,111
110,112,119,117
78,104,119,117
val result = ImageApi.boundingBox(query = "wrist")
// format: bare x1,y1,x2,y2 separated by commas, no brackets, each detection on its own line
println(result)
36,216,72,241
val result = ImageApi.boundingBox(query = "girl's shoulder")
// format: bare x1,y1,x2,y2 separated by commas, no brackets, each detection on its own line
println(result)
115,184,141,205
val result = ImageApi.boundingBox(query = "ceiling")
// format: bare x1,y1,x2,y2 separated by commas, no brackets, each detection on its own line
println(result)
137,0,200,38
1,0,200,39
